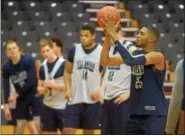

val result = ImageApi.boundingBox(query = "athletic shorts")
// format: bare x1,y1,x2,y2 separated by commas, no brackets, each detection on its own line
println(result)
64,102,101,129
101,98,130,134
41,104,65,132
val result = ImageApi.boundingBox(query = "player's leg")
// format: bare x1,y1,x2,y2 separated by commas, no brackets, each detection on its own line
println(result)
101,100,111,134
109,99,130,134
62,104,83,134
15,100,38,134
126,115,145,134
30,96,43,133
6,109,17,134
81,103,101,134
145,115,166,134
55,109,65,134
41,104,58,134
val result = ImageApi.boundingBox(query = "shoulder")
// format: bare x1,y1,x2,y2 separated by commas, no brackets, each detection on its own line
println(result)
151,51,164,59
2,62,10,73
22,55,35,61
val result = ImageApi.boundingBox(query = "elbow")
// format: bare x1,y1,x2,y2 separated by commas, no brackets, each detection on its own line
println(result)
100,60,108,67
124,59,134,66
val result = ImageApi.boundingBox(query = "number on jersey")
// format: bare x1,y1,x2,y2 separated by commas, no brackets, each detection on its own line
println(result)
83,70,88,80
135,76,143,89
108,71,114,81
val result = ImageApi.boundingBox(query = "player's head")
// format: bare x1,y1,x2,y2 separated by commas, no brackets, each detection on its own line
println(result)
4,40,22,59
136,27,159,48
40,40,55,60
50,37,63,57
80,24,95,48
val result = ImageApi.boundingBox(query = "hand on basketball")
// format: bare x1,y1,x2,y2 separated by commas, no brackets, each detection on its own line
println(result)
44,79,55,88
3,108,12,121
8,93,19,103
114,91,130,104
104,20,120,41
91,90,102,102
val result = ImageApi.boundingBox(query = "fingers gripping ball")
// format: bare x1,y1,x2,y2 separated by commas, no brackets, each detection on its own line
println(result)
97,6,121,28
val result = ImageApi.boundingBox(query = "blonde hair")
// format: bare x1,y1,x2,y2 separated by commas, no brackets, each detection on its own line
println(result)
39,39,53,49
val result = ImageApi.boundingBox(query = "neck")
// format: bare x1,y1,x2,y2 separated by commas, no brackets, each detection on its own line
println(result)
84,42,96,50
144,43,156,53
47,55,57,63
57,52,63,58
12,54,21,64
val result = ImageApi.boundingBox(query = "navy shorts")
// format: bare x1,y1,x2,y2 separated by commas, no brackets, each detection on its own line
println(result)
126,115,167,135
41,104,65,132
7,109,33,126
64,103,101,129
15,94,42,120
101,99,130,134
7,109,17,126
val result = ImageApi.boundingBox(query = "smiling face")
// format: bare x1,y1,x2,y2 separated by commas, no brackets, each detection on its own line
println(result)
136,27,150,48
136,27,158,49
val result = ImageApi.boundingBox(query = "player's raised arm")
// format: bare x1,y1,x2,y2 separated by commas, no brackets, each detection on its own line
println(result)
114,41,164,67
100,30,124,67
105,21,164,68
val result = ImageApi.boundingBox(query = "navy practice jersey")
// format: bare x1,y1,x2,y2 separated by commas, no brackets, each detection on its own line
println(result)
130,49,167,115
2,55,37,103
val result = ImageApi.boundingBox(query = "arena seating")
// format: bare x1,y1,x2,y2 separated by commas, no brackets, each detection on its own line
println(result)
1,0,184,69
1,0,184,133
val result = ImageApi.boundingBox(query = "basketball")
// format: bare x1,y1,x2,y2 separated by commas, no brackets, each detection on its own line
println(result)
97,6,121,28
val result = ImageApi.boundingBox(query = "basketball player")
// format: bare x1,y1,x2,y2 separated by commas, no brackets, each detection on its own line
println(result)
165,59,184,134
50,37,64,58
104,20,167,134
37,40,67,134
100,27,131,134
63,24,102,134
2,40,41,134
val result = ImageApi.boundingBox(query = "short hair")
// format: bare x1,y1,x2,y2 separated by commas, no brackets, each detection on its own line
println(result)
50,37,63,50
39,39,50,46
80,24,95,35
147,27,160,40
4,39,22,51
39,39,53,49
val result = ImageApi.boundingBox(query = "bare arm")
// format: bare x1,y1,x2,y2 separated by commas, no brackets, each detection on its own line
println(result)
64,61,73,97
100,36,124,67
37,79,48,95
43,79,65,90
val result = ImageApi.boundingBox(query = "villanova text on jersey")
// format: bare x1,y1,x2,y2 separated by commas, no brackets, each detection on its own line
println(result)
10,71,27,87
132,65,144,90
77,60,95,72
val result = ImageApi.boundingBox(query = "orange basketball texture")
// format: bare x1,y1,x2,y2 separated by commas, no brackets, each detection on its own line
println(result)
97,6,121,28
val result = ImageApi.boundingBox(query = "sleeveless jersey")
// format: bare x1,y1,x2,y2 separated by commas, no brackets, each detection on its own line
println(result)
130,49,167,115
42,57,67,109
69,44,102,105
104,42,131,100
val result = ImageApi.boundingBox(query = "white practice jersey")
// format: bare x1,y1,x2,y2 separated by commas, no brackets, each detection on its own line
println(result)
104,41,132,100
68,44,102,105
42,57,67,109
